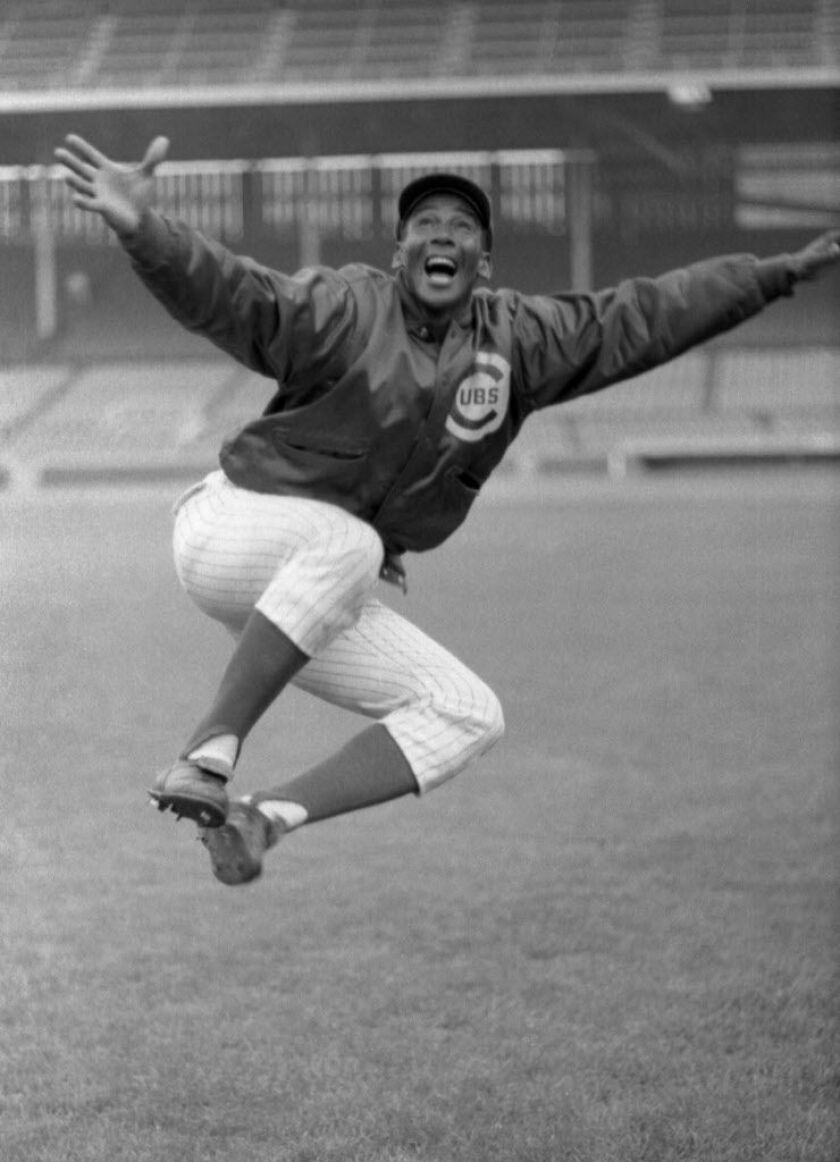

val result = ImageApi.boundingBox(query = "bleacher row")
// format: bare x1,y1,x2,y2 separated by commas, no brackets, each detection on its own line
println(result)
1,346,837,491
0,0,836,92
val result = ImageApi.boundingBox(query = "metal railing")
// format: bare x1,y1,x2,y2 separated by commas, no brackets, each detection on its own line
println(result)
0,148,595,341
0,149,590,245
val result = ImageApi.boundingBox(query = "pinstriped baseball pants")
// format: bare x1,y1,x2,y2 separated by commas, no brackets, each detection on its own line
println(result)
171,471,504,792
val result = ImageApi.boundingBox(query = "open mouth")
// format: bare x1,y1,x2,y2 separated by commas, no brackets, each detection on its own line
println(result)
424,256,457,286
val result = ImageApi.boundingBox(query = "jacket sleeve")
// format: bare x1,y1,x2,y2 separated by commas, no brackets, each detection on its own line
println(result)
118,211,354,381
512,253,797,410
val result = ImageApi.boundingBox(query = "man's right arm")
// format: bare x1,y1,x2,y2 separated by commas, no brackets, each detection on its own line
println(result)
55,133,353,380
120,211,358,381
119,209,288,375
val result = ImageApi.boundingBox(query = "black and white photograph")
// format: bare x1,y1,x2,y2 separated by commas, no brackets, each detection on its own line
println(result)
2,3,839,1160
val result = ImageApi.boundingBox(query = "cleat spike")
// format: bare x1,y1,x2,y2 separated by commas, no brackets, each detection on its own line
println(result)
148,760,229,828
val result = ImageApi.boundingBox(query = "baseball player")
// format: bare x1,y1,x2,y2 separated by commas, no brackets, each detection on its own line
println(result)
55,133,840,886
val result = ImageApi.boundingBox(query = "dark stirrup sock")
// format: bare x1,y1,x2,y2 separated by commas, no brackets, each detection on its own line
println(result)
254,724,419,823
181,609,309,761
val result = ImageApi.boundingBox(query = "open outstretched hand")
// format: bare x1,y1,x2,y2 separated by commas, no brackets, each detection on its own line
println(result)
54,134,170,235
790,229,840,281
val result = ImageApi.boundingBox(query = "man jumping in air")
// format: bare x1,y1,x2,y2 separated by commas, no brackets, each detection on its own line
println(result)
55,133,840,885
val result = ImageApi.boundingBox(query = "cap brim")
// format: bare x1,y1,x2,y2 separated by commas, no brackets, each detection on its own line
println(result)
397,172,492,244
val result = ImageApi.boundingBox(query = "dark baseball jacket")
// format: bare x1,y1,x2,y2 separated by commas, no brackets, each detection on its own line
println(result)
123,212,796,554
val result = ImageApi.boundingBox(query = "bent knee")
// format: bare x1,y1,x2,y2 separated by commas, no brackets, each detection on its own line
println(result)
442,680,505,758
389,683,504,794
474,686,505,750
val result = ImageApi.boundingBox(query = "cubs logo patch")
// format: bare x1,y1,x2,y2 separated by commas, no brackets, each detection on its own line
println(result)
445,352,511,443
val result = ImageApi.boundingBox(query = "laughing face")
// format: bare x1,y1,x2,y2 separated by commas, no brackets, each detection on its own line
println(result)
393,193,492,316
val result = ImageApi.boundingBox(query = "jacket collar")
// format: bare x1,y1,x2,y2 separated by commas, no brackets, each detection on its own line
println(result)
395,270,475,339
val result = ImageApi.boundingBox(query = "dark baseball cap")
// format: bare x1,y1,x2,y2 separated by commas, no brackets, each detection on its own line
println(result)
397,172,493,248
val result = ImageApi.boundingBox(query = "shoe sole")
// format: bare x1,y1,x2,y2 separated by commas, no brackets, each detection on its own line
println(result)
149,789,227,829
202,824,263,885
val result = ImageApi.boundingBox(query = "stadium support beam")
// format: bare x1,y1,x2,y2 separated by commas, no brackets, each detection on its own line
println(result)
567,156,594,291
29,171,58,341
1,69,837,114
298,162,322,268
1,149,599,330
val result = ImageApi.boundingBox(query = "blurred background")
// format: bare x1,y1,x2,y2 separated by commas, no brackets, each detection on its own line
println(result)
0,0,838,486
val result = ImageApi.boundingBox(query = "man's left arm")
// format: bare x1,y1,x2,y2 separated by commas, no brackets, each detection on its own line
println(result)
517,229,840,409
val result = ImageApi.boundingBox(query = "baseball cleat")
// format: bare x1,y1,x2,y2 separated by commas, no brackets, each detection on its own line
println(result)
199,801,282,886
149,760,229,828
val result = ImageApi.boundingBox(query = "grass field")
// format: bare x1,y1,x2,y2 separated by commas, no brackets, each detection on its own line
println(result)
2,474,839,1162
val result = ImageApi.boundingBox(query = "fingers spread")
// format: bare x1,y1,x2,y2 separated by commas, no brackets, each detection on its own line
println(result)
61,170,95,197
140,135,170,175
53,147,96,181
62,134,109,167
70,193,98,212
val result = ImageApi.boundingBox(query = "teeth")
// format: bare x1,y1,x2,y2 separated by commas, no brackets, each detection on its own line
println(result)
425,258,456,276
425,258,456,287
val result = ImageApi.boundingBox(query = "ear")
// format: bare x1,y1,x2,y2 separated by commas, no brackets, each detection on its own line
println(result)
391,244,407,271
478,252,492,281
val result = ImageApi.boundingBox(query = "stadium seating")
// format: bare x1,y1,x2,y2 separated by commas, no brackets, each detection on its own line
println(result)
0,2,91,91
509,345,839,472
0,356,280,483
466,0,633,76
711,347,840,422
0,363,74,438
659,0,747,68
6,360,234,463
0,0,833,91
